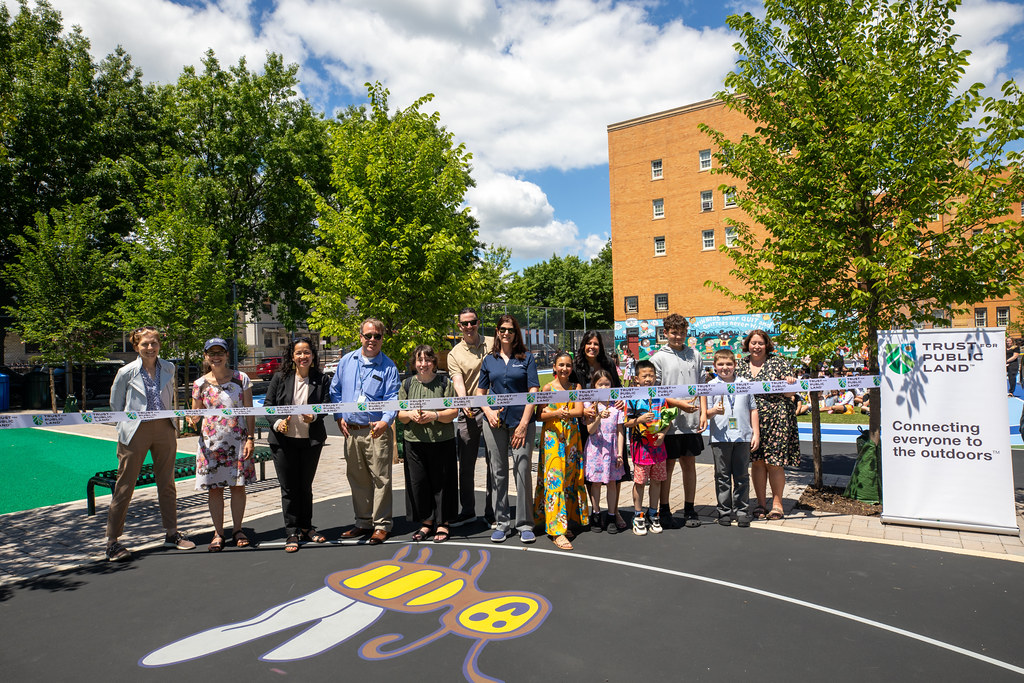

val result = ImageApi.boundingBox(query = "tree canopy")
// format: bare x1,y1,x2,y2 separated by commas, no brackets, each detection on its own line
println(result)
701,0,1024,442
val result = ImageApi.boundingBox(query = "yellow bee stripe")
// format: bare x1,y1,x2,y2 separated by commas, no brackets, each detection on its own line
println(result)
406,579,466,606
342,564,401,589
368,570,443,599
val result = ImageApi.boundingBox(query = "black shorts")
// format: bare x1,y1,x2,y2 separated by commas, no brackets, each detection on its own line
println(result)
663,433,704,459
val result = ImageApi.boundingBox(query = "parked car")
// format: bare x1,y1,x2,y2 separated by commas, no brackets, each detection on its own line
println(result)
0,365,27,407
50,361,125,400
255,356,283,380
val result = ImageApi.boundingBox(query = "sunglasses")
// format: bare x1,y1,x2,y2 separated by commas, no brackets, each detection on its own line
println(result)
459,319,479,327
362,333,383,340
497,327,516,334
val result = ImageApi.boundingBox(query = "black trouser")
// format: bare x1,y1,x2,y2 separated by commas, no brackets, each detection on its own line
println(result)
270,435,323,535
456,412,493,519
404,438,459,526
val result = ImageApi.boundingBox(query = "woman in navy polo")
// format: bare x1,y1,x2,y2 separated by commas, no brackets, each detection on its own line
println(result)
477,314,540,543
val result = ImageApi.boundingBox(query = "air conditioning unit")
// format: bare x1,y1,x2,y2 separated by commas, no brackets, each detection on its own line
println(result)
701,200,713,212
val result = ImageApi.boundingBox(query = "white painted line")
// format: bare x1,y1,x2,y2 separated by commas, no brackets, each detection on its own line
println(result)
431,540,1024,677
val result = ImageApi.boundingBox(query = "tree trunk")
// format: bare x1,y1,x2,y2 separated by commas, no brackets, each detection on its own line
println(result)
80,364,87,409
49,367,56,413
867,325,882,445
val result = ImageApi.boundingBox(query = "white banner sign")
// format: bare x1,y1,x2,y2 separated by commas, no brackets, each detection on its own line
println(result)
879,327,1018,534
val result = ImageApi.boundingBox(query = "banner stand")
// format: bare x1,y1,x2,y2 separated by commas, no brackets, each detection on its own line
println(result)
880,515,1019,536
879,327,1019,536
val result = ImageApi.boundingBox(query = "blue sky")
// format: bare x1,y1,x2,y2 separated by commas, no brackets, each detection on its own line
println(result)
13,0,1024,272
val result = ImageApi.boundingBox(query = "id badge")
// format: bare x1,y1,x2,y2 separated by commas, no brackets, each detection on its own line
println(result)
357,394,366,403
728,417,738,431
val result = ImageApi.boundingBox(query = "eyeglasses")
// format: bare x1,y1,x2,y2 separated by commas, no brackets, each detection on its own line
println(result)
459,319,479,327
497,327,516,334
362,333,383,341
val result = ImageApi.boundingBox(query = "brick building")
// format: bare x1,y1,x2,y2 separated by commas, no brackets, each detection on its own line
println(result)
607,98,1022,361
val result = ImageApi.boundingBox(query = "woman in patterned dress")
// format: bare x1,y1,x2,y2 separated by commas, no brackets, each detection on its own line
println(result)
534,351,587,550
187,338,257,551
736,330,799,520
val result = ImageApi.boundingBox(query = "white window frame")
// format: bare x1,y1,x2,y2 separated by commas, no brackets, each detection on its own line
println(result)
725,226,738,247
654,293,669,312
699,149,712,171
997,307,1010,328
724,187,737,208
654,236,666,256
702,229,715,250
700,190,713,212
975,308,988,327
651,159,663,180
625,296,638,314
653,198,665,219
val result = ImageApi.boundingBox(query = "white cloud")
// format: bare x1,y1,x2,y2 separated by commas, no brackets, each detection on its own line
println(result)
955,0,1024,86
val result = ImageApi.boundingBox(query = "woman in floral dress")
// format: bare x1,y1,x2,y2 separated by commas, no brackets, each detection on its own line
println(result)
188,338,256,551
735,330,799,521
534,351,586,550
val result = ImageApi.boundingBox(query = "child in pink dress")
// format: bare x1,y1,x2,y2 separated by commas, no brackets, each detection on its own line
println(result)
583,370,626,533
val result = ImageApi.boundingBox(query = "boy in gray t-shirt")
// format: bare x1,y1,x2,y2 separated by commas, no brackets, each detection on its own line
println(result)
706,348,759,527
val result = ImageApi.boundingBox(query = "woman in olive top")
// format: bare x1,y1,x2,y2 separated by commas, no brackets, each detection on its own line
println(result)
398,345,459,543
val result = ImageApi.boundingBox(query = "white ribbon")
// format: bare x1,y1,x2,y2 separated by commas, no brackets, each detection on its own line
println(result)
0,375,879,430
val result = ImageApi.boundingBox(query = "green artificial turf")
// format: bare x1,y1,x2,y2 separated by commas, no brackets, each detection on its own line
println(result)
0,429,192,514
797,412,870,424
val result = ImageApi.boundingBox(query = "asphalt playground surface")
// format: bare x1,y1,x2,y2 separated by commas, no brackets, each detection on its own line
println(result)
2,492,1022,682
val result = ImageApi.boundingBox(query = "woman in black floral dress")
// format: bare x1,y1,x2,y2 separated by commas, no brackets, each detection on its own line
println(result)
736,330,799,520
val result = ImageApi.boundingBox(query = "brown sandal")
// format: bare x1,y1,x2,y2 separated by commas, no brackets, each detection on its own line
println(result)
208,534,224,552
232,530,251,548
552,534,573,551
767,509,785,520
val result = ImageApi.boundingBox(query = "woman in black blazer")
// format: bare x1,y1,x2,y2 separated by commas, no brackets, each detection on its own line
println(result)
264,337,332,552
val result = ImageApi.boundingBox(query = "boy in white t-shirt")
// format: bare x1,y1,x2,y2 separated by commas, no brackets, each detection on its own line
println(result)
706,348,759,527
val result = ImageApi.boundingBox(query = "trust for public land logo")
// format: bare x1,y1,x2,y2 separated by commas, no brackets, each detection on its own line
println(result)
609,389,619,399
399,401,410,410
32,415,44,426
648,387,657,398
800,380,809,390
727,384,736,394
487,396,496,405
761,382,771,392
838,378,847,388
885,343,916,374
687,386,697,396
357,402,367,411
568,391,577,402
265,407,276,415
525,394,534,404
443,398,453,407
312,405,322,413
82,413,94,423
126,412,138,420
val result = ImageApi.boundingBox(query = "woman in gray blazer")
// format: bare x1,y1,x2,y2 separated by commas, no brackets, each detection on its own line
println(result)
104,326,194,561
263,337,331,552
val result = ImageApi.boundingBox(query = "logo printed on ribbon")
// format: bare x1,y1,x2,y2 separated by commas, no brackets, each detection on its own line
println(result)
487,397,496,405
357,403,367,411
568,391,577,402
526,394,535,404
727,384,736,394
443,398,452,407
609,389,619,400
399,401,409,410
838,378,847,388
126,412,138,420
82,414,94,423
312,405,322,413
687,386,697,396
266,407,276,414
761,383,771,392
800,380,809,390
32,416,44,426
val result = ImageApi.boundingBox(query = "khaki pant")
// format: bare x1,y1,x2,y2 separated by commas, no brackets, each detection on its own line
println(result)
106,419,178,540
344,428,394,532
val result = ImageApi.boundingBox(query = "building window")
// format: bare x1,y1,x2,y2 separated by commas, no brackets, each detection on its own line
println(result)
654,293,669,312
700,190,713,212
997,307,1010,328
625,296,638,314
651,159,662,179
656,327,667,344
702,229,715,250
654,236,666,256
975,308,988,327
724,187,737,208
24,342,41,354
653,198,664,219
699,149,712,171
725,226,738,247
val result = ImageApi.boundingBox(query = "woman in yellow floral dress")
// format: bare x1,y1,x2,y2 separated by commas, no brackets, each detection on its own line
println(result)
534,351,586,550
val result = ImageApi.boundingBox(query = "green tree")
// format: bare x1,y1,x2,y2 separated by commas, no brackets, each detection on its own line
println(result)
701,0,1024,446
297,83,478,362
4,200,118,404
471,243,514,307
163,50,332,330
117,162,235,390
0,1,165,362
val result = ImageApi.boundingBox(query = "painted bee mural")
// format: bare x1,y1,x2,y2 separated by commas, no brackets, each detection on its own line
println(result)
140,546,550,683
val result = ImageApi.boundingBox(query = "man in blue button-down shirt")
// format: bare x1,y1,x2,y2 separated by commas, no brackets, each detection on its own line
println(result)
329,318,400,544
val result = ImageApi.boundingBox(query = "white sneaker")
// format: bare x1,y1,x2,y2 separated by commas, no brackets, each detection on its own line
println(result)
649,515,663,534
632,514,647,536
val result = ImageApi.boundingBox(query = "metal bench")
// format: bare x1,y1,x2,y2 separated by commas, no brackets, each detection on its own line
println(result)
86,446,273,515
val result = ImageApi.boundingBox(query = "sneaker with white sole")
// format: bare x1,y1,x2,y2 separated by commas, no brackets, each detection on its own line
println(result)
632,513,647,536
520,529,536,544
490,529,510,543
105,540,132,562
649,515,663,534
164,531,196,550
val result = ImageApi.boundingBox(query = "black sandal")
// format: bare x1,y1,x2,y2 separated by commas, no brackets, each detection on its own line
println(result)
412,525,434,542
285,535,300,553
433,527,450,543
300,528,326,544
